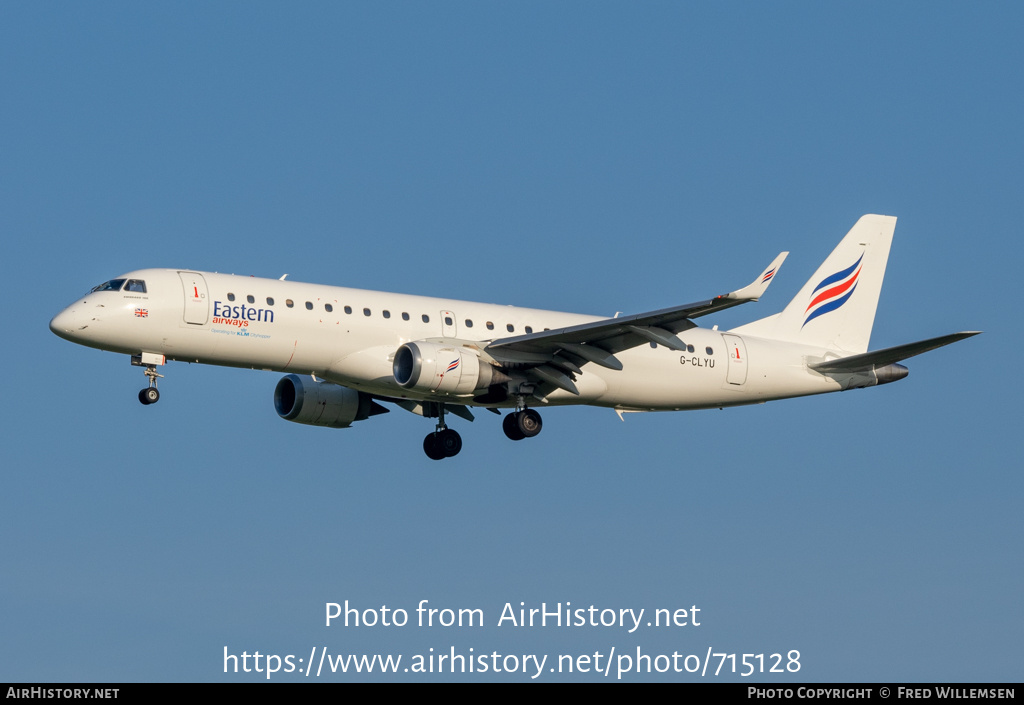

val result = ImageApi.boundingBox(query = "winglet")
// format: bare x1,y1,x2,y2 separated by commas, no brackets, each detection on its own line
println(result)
725,252,789,302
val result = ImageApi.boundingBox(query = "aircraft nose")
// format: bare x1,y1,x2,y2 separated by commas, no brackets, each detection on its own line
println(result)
49,307,80,341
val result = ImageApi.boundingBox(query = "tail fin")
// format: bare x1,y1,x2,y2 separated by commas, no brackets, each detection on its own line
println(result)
732,214,896,353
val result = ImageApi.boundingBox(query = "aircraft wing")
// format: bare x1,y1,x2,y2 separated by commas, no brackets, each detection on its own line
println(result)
809,331,981,373
483,252,788,395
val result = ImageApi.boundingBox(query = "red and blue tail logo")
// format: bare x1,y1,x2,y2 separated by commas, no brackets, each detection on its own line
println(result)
761,267,777,284
802,254,863,328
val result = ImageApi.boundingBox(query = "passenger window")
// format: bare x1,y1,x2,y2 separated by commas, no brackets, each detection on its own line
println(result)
325,304,333,312
305,302,313,310
383,310,391,319
525,326,533,334
444,316,453,326
286,299,294,308
402,312,410,321
687,345,695,353
266,297,274,305
465,319,473,328
227,293,236,301
344,306,352,314
247,295,255,303
486,321,494,330
363,308,371,316
422,314,430,323
706,347,714,355
507,324,514,332
124,280,147,293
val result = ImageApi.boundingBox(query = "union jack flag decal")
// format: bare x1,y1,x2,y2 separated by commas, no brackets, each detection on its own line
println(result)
134,308,149,318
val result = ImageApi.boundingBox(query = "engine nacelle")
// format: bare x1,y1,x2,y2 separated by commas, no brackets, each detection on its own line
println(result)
274,374,377,428
393,342,498,395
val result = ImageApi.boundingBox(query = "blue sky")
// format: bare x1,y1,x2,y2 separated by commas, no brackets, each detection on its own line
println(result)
2,2,1020,682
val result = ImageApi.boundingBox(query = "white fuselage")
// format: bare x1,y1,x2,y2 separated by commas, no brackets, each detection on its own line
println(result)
50,268,852,411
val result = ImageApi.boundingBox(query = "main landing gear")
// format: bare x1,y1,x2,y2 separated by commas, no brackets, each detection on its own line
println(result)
502,408,543,441
423,402,462,460
419,400,544,460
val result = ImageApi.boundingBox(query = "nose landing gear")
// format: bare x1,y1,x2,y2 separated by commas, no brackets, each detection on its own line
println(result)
131,353,166,405
138,365,163,405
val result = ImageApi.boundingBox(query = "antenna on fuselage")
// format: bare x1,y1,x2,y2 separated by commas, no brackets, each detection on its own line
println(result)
279,274,289,280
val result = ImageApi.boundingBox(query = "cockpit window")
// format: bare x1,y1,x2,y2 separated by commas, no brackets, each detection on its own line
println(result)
90,279,126,293
124,279,147,293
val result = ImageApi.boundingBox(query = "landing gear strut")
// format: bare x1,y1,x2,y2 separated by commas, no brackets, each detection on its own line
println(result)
138,365,163,405
423,402,462,460
132,353,166,406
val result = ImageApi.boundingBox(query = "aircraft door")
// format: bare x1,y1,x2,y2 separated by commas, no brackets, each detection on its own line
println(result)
440,310,457,337
722,334,747,385
179,271,209,325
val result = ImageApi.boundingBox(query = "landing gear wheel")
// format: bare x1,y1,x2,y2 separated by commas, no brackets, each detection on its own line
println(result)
503,412,526,441
139,387,160,405
437,428,462,457
423,433,446,460
423,429,461,459
516,408,543,438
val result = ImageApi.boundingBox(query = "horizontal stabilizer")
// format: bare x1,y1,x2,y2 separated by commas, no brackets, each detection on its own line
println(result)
810,331,981,373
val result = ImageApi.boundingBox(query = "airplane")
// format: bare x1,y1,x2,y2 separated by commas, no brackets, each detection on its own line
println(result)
50,214,978,460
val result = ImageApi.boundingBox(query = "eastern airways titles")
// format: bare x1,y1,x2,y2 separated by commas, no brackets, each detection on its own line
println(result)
212,300,275,325
497,602,701,634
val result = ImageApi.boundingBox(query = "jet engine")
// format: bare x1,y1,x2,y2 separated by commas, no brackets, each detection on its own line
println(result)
274,374,385,428
393,342,504,395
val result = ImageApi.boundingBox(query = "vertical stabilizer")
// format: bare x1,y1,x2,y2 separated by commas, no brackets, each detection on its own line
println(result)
733,214,896,353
